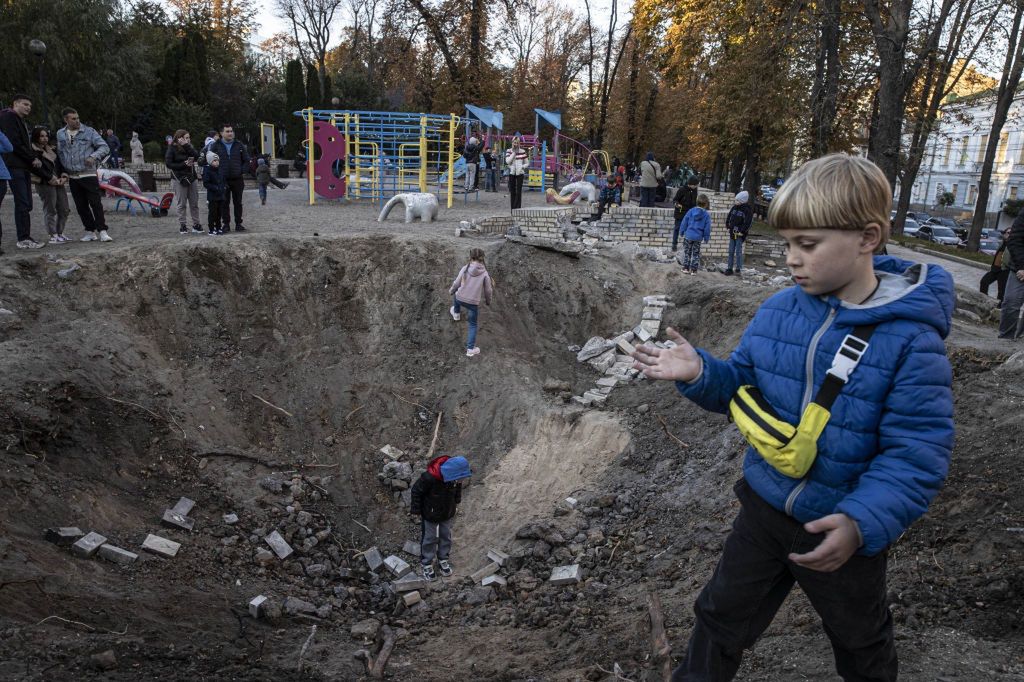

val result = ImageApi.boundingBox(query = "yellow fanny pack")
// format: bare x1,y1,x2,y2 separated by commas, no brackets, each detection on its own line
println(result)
728,324,876,479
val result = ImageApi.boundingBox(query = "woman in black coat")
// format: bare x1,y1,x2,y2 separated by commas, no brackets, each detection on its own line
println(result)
165,129,202,234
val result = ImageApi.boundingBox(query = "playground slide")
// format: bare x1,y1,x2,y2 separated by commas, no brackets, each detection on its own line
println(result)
438,157,468,184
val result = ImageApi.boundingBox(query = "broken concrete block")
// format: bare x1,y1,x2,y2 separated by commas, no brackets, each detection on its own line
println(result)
643,296,669,307
45,527,84,546
351,618,381,639
161,509,195,532
577,336,615,362
565,497,578,509
402,591,422,606
384,555,412,578
595,385,613,395
171,497,195,516
141,534,180,558
487,548,510,566
587,348,616,373
379,444,405,460
392,574,429,592
223,513,239,525
595,377,618,388
642,307,663,321
549,564,582,585
71,531,107,558
470,562,500,583
97,544,138,565
283,596,317,616
583,391,608,404
615,337,636,356
403,540,421,557
249,595,268,618
264,530,294,560
632,325,652,343
572,395,593,407
481,574,507,588
363,546,384,572
640,319,660,335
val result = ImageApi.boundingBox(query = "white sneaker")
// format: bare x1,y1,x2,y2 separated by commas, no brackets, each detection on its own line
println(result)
16,239,45,249
449,306,460,321
99,230,113,242
466,347,481,357
81,232,98,242
48,235,62,244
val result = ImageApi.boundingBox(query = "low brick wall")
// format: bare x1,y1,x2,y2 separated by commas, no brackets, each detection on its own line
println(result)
474,216,516,234
513,207,575,240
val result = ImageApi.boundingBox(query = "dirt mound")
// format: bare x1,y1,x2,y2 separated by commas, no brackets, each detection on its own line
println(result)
0,230,1021,680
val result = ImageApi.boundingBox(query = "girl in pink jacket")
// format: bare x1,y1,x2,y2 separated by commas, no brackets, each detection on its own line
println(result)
449,248,494,357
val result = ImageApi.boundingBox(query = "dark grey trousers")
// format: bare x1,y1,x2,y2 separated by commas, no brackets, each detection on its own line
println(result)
998,273,1024,339
420,518,452,566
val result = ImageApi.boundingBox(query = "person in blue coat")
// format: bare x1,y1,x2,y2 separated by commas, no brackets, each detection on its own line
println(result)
633,154,954,682
0,129,13,254
679,194,711,274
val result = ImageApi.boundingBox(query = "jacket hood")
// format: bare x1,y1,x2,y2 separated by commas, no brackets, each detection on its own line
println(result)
439,456,471,482
467,262,487,277
735,191,749,204
427,455,450,480
826,256,955,338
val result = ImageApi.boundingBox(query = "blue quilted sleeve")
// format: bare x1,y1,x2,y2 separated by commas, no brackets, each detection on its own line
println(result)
675,321,758,414
835,330,954,555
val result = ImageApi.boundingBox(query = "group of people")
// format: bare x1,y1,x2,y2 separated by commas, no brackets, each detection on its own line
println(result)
671,176,754,275
0,94,114,250
460,134,528,207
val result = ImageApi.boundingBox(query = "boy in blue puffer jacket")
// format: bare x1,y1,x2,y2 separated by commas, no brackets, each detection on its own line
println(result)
679,194,711,274
633,154,954,682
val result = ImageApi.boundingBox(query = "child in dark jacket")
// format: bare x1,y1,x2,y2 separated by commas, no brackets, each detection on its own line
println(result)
202,152,227,235
633,153,954,681
410,455,471,581
679,194,711,274
672,176,699,251
725,190,753,275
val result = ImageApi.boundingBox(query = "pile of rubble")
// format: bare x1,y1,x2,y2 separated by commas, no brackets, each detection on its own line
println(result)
572,295,672,407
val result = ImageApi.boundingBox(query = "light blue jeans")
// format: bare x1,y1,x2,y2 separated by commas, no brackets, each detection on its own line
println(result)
453,299,479,349
728,238,745,272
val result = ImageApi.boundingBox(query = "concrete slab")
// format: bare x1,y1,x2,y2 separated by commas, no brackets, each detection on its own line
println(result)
470,562,500,583
384,555,412,578
45,527,84,546
403,540,421,557
264,530,294,559
392,574,430,592
380,445,405,460
487,548,510,566
549,564,582,585
161,509,195,532
171,497,195,516
615,337,637,355
71,532,107,558
223,513,239,525
402,591,422,606
363,546,384,572
249,595,268,618
97,544,138,565
481,574,507,587
141,534,180,558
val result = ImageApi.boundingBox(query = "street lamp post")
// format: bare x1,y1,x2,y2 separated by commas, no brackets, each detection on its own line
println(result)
28,39,47,124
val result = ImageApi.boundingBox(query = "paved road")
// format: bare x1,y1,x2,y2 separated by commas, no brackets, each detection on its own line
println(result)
888,243,994,299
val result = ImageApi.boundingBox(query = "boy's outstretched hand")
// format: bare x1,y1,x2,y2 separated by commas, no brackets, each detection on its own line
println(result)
788,513,861,572
631,327,703,382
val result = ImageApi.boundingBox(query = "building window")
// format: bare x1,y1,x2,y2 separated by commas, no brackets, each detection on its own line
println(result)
959,138,969,166
1011,186,1019,201
978,135,989,163
944,139,953,166
967,185,978,205
998,132,1009,163
951,184,959,203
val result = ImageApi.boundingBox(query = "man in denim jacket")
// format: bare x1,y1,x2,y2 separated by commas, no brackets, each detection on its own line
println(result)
57,108,111,242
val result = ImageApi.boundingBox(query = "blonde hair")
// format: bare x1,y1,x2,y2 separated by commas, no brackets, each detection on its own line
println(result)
768,154,891,247
696,194,709,209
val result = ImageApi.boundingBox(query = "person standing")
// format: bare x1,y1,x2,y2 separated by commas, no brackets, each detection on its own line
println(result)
505,136,529,210
0,94,45,249
410,454,472,581
129,131,144,165
725,190,753,276
482,146,496,192
462,136,481,193
679,194,711,275
202,151,227,235
0,129,13,254
980,227,1011,306
673,176,699,251
293,147,307,178
56,107,112,242
30,127,71,244
208,124,250,232
639,152,662,207
998,213,1024,339
165,129,203,234
104,129,121,168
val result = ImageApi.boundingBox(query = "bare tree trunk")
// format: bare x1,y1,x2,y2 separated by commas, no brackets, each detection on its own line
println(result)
710,152,724,191
584,0,596,146
969,2,1024,250
625,38,640,162
467,0,484,101
809,0,840,157
728,154,744,193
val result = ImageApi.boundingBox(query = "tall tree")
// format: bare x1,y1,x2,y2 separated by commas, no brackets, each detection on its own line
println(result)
809,0,841,156
969,0,1024,250
275,0,345,104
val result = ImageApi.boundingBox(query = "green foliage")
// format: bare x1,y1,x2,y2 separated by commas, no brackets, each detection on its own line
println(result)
333,70,386,111
938,191,956,207
143,140,163,162
1003,198,1024,217
158,97,212,143
284,60,306,155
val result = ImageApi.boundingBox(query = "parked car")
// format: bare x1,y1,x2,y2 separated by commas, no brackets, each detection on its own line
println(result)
915,224,963,246
979,238,1003,256
927,216,968,239
902,218,921,236
907,211,931,224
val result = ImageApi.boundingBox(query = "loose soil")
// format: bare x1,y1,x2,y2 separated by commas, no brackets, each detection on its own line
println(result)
0,188,1021,680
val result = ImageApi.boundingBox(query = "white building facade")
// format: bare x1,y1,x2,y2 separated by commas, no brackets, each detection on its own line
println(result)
906,91,1024,218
